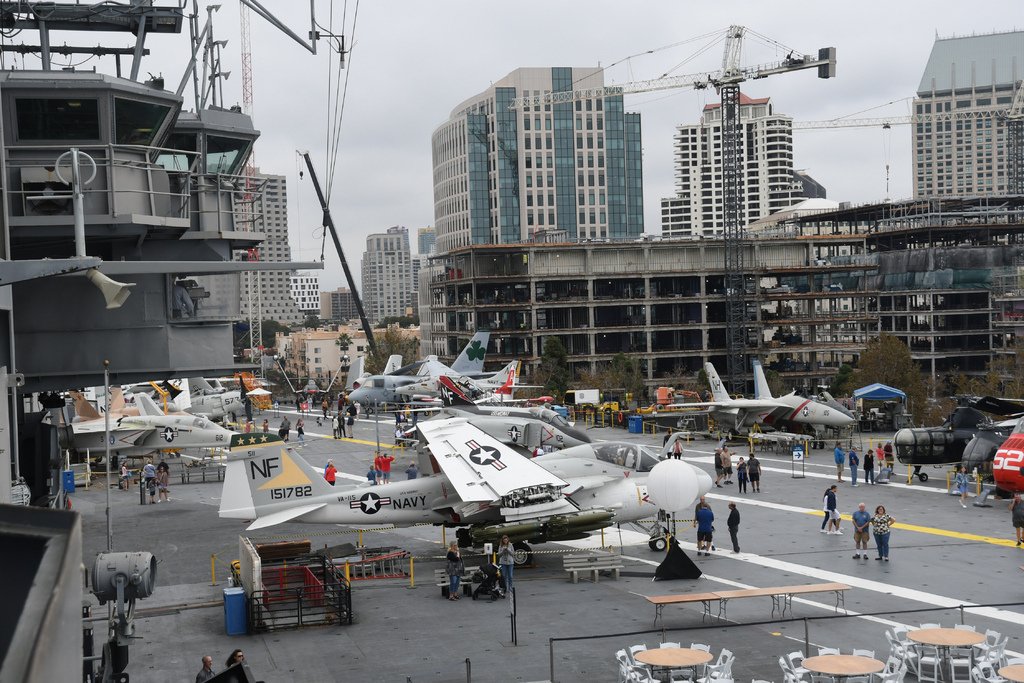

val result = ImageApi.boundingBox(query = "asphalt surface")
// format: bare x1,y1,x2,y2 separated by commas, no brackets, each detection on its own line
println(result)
74,410,1024,682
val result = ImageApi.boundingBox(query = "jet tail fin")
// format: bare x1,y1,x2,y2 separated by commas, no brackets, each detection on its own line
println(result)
69,391,102,421
751,359,774,400
438,376,475,407
108,387,126,413
383,355,403,375
219,433,337,527
451,331,490,374
172,379,192,411
133,393,165,417
346,357,366,391
704,362,731,402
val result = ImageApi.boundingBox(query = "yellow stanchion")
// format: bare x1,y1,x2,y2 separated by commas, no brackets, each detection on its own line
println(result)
409,556,415,588
601,527,605,546
210,554,218,586
441,526,447,547
907,466,914,485
344,561,350,583
357,529,363,547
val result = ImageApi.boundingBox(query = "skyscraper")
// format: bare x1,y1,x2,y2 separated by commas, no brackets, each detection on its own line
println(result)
289,272,320,315
417,226,436,255
361,226,413,323
239,172,303,325
913,30,1024,198
320,287,360,322
431,67,644,253
660,93,811,237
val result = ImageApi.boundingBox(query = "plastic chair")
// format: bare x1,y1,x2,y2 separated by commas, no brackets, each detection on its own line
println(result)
919,622,941,630
853,649,876,658
616,650,633,683
953,624,977,631
691,643,712,652
627,664,659,683
915,644,942,683
874,657,907,683
818,647,841,656
628,644,647,664
699,649,734,683
661,641,682,649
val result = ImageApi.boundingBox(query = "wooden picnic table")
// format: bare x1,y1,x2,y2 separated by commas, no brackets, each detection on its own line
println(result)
646,582,850,625
634,647,714,669
645,592,721,625
998,665,1024,683
908,628,985,682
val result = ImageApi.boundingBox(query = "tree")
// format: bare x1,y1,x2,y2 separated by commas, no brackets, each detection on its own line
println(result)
363,327,419,374
829,364,855,397
260,319,291,353
853,334,928,423
535,337,571,400
335,333,353,352
302,314,322,329
375,315,419,328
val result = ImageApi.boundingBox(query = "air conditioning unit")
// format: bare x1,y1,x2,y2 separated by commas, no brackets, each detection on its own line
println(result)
21,167,72,216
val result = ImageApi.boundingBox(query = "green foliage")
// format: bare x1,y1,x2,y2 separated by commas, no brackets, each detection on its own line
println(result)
302,314,322,329
260,319,291,353
335,333,353,351
375,315,419,329
535,337,571,400
364,327,419,374
829,364,855,396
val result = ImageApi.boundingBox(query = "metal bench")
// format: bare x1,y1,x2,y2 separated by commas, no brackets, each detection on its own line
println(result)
562,550,623,584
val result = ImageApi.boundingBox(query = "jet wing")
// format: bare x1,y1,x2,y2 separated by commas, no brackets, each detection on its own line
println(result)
667,399,788,410
246,503,326,531
419,417,568,503
561,475,617,496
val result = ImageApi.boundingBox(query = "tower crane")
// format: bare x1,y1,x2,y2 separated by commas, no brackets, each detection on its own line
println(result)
511,26,836,391
795,79,1024,193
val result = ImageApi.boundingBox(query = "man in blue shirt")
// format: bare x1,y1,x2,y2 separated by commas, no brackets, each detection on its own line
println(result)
833,442,845,482
851,502,871,559
695,503,715,557
848,447,860,487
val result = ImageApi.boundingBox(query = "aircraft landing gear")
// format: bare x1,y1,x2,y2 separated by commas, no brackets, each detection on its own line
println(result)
648,536,668,552
512,541,532,566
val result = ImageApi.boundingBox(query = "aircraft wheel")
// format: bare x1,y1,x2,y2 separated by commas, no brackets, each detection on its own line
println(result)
918,472,929,482
512,542,532,566
649,537,667,552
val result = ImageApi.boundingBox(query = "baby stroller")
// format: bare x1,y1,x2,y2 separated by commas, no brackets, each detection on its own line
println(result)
472,562,505,601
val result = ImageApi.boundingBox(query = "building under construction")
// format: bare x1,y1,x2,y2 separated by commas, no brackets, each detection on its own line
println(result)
424,195,1024,393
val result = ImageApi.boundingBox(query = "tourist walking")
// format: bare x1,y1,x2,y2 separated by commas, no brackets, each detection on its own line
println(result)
405,462,418,480
1010,494,1024,547
954,465,969,508
870,505,895,561
156,466,170,503
324,459,336,486
727,502,740,553
379,451,395,483
851,502,871,559
833,442,845,482
332,414,341,439
261,418,269,434
747,454,762,492
848,447,860,487
497,535,516,593
864,446,875,485
713,447,725,488
722,447,734,484
195,655,215,683
821,485,841,534
671,437,683,460
295,418,305,443
736,457,748,493
278,416,290,442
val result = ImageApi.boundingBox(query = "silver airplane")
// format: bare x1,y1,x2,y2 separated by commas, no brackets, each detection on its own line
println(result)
348,331,490,406
218,418,711,562
751,359,856,436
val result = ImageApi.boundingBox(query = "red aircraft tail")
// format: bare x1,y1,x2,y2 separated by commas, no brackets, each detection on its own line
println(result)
438,376,475,407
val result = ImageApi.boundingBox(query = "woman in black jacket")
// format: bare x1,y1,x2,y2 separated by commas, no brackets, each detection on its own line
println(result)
727,502,741,553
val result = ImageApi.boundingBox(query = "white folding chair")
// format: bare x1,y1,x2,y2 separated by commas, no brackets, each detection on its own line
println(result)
616,650,633,683
691,643,712,652
787,651,810,679
954,624,976,632
873,657,907,683
915,645,942,683
971,662,1006,683
919,623,942,630
628,644,648,664
818,647,841,656
661,641,682,648
853,649,876,658
627,664,660,683
699,649,734,683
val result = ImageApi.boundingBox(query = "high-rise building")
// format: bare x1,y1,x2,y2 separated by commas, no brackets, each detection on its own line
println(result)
913,30,1024,198
290,272,320,314
417,227,436,255
239,172,303,325
431,67,644,253
320,287,360,322
660,93,809,237
361,225,413,323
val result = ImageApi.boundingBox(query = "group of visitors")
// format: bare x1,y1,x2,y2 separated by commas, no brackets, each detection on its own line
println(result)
821,484,896,560
141,459,171,504
834,441,894,485
195,649,246,682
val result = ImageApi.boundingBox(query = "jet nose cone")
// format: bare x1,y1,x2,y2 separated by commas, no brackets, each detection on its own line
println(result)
695,468,713,497
562,424,592,445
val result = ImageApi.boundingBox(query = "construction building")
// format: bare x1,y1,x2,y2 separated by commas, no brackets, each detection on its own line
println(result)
361,225,414,323
431,67,644,253
913,30,1024,198
660,93,821,237
417,227,437,256
239,172,304,325
276,326,368,388
426,196,1024,394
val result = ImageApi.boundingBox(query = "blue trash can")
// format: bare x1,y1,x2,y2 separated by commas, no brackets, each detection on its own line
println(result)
628,415,644,434
61,470,76,494
223,587,247,635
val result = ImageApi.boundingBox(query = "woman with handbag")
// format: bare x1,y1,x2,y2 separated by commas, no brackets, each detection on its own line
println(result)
446,542,464,601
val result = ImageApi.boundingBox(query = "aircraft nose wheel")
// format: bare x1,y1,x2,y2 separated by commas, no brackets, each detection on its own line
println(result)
648,537,668,552
512,541,532,566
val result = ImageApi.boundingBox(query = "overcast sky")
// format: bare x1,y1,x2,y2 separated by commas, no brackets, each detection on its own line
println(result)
127,1,1019,290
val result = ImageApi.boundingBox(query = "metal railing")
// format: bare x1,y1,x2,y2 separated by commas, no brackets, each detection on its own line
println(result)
248,554,352,632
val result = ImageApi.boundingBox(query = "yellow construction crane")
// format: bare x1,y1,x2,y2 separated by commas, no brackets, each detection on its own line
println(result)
511,26,836,392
